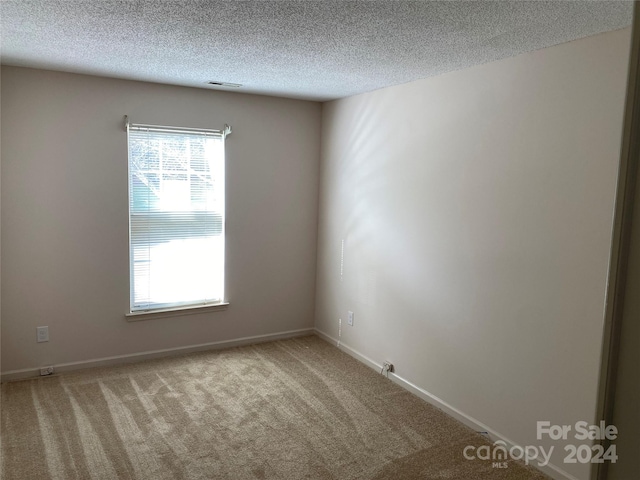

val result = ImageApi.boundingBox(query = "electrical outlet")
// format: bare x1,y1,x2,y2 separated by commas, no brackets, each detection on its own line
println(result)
36,326,49,343
347,311,354,326
40,366,54,376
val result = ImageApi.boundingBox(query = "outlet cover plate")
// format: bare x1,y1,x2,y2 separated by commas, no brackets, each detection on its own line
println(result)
37,326,49,343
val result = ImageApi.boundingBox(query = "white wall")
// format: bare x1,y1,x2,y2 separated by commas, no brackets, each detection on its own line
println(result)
1,67,321,373
316,29,630,480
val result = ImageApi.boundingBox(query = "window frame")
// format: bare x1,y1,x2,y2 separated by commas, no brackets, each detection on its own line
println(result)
125,116,231,317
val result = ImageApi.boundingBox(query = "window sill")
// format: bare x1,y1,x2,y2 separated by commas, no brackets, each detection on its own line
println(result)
125,303,229,321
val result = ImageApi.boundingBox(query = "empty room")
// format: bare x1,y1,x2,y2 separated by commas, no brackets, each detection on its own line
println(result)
1,1,638,480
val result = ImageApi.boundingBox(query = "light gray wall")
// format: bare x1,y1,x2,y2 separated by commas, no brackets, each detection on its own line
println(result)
1,66,321,373
316,29,630,480
0,68,2,378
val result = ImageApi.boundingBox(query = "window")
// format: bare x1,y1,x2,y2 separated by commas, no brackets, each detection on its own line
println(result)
126,117,230,313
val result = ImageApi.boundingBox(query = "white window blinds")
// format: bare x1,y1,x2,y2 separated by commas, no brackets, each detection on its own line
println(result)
127,118,229,312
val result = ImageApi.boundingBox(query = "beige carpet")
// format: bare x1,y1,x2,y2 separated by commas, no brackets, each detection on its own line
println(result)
1,335,549,479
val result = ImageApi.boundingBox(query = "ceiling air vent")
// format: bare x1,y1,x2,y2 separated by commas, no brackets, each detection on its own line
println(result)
207,81,242,88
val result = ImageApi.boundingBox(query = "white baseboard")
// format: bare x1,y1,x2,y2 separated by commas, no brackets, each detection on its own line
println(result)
1,328,315,382
314,329,582,480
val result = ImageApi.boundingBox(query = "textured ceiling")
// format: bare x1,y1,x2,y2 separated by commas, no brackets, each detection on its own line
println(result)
0,1,634,101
